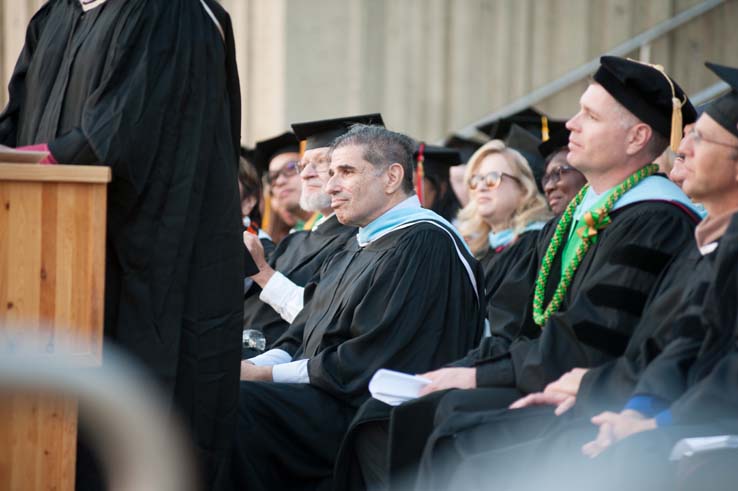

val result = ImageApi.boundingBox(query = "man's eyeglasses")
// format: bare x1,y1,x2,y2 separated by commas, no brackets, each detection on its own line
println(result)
468,171,520,190
686,128,738,150
542,164,579,187
296,158,330,175
267,160,300,185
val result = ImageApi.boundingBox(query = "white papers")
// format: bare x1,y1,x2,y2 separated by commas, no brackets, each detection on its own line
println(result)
669,435,738,460
368,369,431,406
0,145,46,164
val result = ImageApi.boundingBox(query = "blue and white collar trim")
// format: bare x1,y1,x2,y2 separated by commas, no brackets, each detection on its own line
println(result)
357,195,478,299
575,175,702,222
489,221,547,250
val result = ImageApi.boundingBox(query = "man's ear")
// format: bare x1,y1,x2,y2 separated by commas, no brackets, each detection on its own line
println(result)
385,163,405,194
625,123,652,156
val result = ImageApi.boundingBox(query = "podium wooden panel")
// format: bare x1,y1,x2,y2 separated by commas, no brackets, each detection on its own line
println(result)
0,163,110,491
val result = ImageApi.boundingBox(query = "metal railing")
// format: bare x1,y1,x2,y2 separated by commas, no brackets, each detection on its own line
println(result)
0,343,197,491
455,0,726,138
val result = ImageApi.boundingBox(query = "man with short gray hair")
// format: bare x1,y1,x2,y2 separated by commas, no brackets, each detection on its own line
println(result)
227,125,484,491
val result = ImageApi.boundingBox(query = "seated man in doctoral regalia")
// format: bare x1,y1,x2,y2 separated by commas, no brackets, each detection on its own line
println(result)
226,124,485,491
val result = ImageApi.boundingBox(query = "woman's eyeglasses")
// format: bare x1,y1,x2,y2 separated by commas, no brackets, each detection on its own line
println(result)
468,171,521,190
267,160,300,185
541,165,578,187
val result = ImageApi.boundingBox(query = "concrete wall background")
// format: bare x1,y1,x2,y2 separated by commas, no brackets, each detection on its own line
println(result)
1,0,737,145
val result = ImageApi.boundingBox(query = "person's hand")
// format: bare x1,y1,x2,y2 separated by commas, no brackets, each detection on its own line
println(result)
508,367,587,415
240,360,273,382
581,410,656,458
243,231,267,268
243,232,275,287
508,391,576,416
417,367,477,396
545,367,588,396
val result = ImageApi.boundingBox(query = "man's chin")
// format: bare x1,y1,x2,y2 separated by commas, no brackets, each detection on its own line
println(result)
334,211,351,225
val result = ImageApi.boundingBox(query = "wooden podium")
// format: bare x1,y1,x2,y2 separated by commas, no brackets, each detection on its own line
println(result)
0,163,111,490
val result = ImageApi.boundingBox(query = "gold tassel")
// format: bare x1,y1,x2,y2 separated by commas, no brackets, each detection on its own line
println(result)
262,190,272,232
628,58,684,152
670,96,683,153
541,116,550,141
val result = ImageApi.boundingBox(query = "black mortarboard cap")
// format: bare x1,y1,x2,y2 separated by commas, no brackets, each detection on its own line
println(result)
538,128,571,159
291,113,385,150
704,62,738,139
505,124,545,191
240,146,255,163
477,108,566,142
593,56,697,151
415,145,461,184
253,132,300,175
442,135,486,164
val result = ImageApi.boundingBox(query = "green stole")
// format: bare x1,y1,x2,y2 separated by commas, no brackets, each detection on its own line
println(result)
560,187,617,275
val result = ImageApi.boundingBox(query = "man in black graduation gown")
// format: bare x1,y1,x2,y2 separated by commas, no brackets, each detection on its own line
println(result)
240,114,383,358
339,56,700,490
558,60,738,491
419,60,738,491
0,1,249,488
227,124,484,491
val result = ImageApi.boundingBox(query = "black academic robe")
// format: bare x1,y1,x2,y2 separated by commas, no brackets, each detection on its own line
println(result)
241,215,356,353
228,220,484,491
478,230,542,334
0,1,249,486
464,199,697,391
411,236,716,491
575,240,715,415
436,214,738,491
363,199,697,490
640,213,738,427
331,228,542,490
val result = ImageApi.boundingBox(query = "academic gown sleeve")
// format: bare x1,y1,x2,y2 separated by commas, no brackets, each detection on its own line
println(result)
576,247,712,414
634,223,738,413
474,203,695,393
668,349,738,429
306,227,484,406
628,317,707,403
271,268,327,356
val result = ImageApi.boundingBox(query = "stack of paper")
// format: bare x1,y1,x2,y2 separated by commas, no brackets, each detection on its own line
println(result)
669,435,738,460
368,369,431,406
0,145,47,163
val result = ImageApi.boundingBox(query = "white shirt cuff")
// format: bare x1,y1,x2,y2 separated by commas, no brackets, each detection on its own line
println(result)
249,348,292,366
259,271,305,323
272,359,310,384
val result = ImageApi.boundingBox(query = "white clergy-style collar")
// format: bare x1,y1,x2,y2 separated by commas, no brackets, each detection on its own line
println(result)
79,0,107,12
